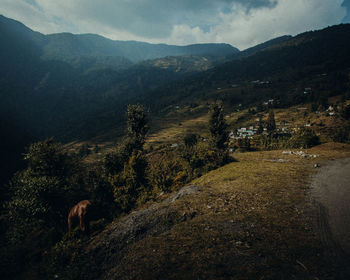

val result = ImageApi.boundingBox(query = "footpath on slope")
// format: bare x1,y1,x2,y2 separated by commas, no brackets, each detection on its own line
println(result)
311,157,350,279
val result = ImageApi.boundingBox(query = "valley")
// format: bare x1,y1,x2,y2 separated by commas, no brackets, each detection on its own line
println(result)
1,13,350,280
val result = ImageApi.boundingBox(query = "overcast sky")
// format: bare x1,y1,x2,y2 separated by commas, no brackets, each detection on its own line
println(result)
1,0,350,50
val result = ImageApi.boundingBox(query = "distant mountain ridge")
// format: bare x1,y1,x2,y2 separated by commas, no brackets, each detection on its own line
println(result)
0,14,240,141
0,14,238,65
1,14,349,144
140,23,350,114
44,33,238,63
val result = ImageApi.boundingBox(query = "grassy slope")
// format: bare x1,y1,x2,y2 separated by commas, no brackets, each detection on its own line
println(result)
82,143,350,280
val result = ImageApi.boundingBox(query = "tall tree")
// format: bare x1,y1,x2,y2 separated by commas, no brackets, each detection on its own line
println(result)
106,104,150,212
257,115,264,135
209,102,228,150
125,104,149,153
266,110,276,134
104,104,149,176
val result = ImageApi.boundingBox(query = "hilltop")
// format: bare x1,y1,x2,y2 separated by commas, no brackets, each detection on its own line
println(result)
40,143,350,279
1,15,350,280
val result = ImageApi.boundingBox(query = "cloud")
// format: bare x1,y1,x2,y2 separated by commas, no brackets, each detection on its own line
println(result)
165,0,347,49
0,0,348,49
342,0,350,22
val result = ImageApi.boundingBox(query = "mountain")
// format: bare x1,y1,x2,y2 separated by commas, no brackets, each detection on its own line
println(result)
140,24,350,113
0,14,239,141
234,35,292,59
1,14,350,145
43,33,238,63
0,15,238,68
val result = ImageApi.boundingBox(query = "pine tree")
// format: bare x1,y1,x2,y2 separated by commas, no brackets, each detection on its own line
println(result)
266,110,276,134
257,116,264,135
126,104,149,153
107,104,149,212
208,102,228,150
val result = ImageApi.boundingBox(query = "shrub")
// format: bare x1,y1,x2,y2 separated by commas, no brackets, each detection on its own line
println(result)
287,128,320,148
331,125,350,143
148,151,189,193
112,151,148,212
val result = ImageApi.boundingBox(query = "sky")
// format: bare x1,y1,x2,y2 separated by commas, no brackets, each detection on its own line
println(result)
1,0,350,50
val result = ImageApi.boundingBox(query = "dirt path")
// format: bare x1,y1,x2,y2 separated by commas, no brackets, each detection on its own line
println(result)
311,157,350,278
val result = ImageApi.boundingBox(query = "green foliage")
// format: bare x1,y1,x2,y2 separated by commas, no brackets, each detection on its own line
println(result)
24,138,68,177
104,144,129,175
87,168,116,220
148,151,188,193
257,116,264,135
331,125,350,143
147,142,231,195
266,110,276,134
111,151,148,212
126,104,149,152
288,128,320,148
181,143,231,178
254,128,320,150
104,105,150,212
208,102,228,150
5,139,82,242
183,133,198,147
105,104,149,175
254,135,289,150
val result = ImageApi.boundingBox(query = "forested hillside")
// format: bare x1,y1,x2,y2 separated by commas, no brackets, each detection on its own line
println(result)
1,14,350,279
142,24,350,114
0,14,238,141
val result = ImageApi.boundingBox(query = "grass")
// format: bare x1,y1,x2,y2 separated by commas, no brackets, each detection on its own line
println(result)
89,143,350,279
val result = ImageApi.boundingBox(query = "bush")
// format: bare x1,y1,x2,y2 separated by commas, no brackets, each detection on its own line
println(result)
331,125,350,143
287,128,320,148
181,143,231,177
111,151,149,212
87,167,116,220
148,151,189,193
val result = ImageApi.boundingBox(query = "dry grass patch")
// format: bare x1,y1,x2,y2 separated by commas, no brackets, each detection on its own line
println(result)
94,143,350,279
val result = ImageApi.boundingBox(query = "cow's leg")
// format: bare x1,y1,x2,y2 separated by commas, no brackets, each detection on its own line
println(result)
80,216,85,232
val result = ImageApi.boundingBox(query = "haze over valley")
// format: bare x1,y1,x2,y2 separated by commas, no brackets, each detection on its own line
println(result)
1,2,350,279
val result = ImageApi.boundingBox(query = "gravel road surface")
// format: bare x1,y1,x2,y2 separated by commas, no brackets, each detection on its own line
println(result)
311,158,350,278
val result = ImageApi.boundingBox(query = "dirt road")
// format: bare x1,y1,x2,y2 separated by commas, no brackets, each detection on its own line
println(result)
311,157,350,277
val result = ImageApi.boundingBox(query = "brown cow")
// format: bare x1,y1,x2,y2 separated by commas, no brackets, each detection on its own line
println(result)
67,200,92,238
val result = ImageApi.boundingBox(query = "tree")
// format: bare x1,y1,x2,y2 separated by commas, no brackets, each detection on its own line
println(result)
6,139,80,242
266,110,276,134
208,102,228,150
104,104,149,176
105,105,149,212
125,104,149,153
288,128,320,148
257,116,264,135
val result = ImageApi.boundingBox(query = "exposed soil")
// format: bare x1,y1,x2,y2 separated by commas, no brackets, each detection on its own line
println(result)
311,158,350,278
